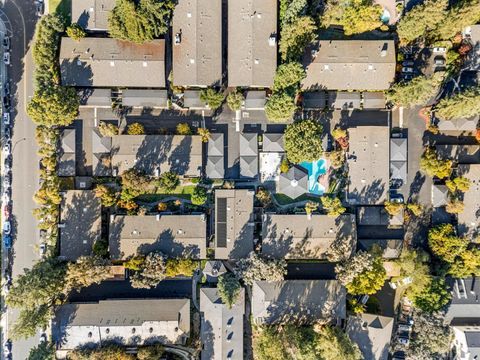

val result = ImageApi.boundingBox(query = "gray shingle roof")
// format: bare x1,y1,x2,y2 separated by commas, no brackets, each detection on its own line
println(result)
435,144,480,164
122,89,168,108
432,184,449,208
252,280,346,324
240,133,258,178
71,0,115,31
202,260,227,278
390,138,407,162
464,25,480,71
53,299,190,350
228,0,277,87
278,165,308,199
457,164,480,237
109,214,207,260
390,161,407,183
78,88,112,106
302,40,396,91
60,190,102,261
172,0,222,87
329,91,361,109
261,214,356,260
60,37,166,88
208,133,224,157
245,91,266,109
184,90,208,109
437,117,478,132
445,278,480,324
206,156,224,179
200,288,245,360
303,91,327,109
262,133,284,152
240,156,258,178
363,92,386,109
92,128,112,153
59,129,76,176
357,239,403,259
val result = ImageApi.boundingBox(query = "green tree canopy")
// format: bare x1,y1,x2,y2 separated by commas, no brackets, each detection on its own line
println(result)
284,119,323,163
265,93,296,123
435,88,480,121
413,277,451,313
66,23,86,41
28,342,55,360
314,326,363,360
321,196,346,217
126,122,145,135
386,73,444,107
108,0,175,43
200,88,225,110
433,0,480,41
428,223,468,264
158,171,180,193
217,273,242,309
279,16,317,61
191,186,208,205
446,176,471,193
408,311,452,358
226,91,244,111
420,147,452,179
273,62,306,92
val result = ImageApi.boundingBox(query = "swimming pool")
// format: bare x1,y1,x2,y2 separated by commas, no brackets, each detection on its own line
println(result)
299,159,328,196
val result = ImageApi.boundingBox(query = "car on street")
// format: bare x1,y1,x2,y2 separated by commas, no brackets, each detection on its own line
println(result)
3,234,11,249
3,112,10,125
434,56,446,66
3,220,11,235
4,155,11,172
402,61,414,66
4,83,10,96
433,47,447,53
3,96,11,110
3,172,11,189
4,126,11,140
2,187,11,203
3,204,10,219
402,67,413,73
3,52,10,65
3,141,11,155
35,1,44,16
3,37,10,51
398,336,410,345
39,243,47,256
3,339,11,356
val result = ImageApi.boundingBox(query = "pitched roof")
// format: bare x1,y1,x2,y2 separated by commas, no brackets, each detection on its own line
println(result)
109,214,207,260
356,206,390,226
71,0,115,31
122,89,168,108
278,165,308,199
303,91,327,109
445,278,480,324
206,156,224,179
184,90,208,109
59,129,76,176
60,37,166,88
363,92,386,109
92,153,112,177
390,138,407,162
240,156,258,178
432,184,449,208
302,40,396,91
464,25,480,71
78,88,112,106
240,133,258,178
262,133,284,152
328,91,361,110
92,128,112,153
347,126,390,205
202,260,227,277
252,280,346,324
200,288,245,360
457,164,480,237
437,117,478,132
208,133,224,157
60,190,101,261
61,128,76,154
261,213,356,260
228,0,277,87
172,0,222,87
53,299,190,350
435,145,480,164
245,91,267,109
346,314,394,360
390,161,407,183
357,239,403,259
111,135,202,177
214,189,254,259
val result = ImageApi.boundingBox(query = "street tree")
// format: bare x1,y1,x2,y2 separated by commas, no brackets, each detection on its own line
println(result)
284,119,323,163
217,273,242,309
28,342,55,360
234,252,287,285
305,200,319,215
265,93,296,123
176,122,192,135
197,127,210,143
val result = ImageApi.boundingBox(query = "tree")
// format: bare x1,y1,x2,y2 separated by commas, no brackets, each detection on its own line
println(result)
435,88,480,120
446,176,471,193
448,248,480,278
335,250,387,295
406,202,423,217
314,326,363,360
256,188,272,207
394,249,431,303
386,73,444,107
165,258,197,277
157,202,168,211
331,127,347,140
305,200,319,215
407,311,452,359
384,201,404,216
279,16,317,61
176,122,192,135
428,223,468,263
191,186,207,205
121,169,151,200
433,0,480,41
200,88,224,110
11,306,51,340
158,171,179,193
321,196,346,217
281,0,307,27
66,23,86,41
68,344,135,360
396,0,448,44
280,158,290,173
137,345,165,360
217,273,242,308
234,252,287,285
321,0,382,36
28,342,55,360
420,147,452,179
127,122,145,135
124,255,145,271
445,198,465,214
94,184,117,207
273,62,306,92
65,256,111,290
129,252,167,289
265,93,296,123
98,121,118,137
284,119,323,163
197,127,210,143
93,239,109,258
253,326,290,360
226,91,244,111
108,0,175,43
412,277,451,313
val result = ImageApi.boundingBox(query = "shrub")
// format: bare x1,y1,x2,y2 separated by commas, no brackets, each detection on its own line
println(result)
197,127,210,142
66,23,86,41
273,62,306,92
126,122,145,135
98,121,118,137
226,91,244,111
158,171,179,193
165,258,197,277
176,122,192,135
191,186,207,205
200,88,225,110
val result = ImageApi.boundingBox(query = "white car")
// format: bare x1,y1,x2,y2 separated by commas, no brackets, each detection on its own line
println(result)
3,52,10,65
433,47,447,53
3,221,11,235
3,37,10,51
3,141,10,155
402,67,414,73
39,243,47,256
3,112,10,125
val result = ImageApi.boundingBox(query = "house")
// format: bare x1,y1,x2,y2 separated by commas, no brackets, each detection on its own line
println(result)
60,38,166,88
202,261,227,282
358,239,403,259
457,164,480,237
390,138,407,186
278,165,308,199
346,314,394,360
239,133,258,179
228,0,277,87
363,92,386,109
78,88,112,107
109,214,207,260
261,213,356,260
452,326,480,360
59,190,101,261
302,40,396,91
302,91,327,109
71,0,115,31
347,126,390,205
200,288,245,360
328,91,361,110
435,145,480,164
262,133,284,152
244,91,267,110
183,90,208,109
92,128,112,176
214,189,254,259
52,299,190,358
172,0,222,87
206,133,225,179
436,117,478,133
251,280,346,325
356,206,403,228
110,135,203,177
463,25,480,71
58,129,76,177
432,184,449,208
122,89,168,108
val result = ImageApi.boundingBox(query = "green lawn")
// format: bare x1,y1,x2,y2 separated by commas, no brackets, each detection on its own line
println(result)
273,193,317,206
49,0,71,23
136,185,197,202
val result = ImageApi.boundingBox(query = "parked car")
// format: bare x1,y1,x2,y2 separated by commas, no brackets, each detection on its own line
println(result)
3,96,11,110
3,141,11,155
4,126,11,140
392,351,405,360
35,1,44,16
3,234,12,249
433,47,447,53
39,333,47,343
4,155,11,172
39,243,47,256
3,52,10,65
3,37,10,51
3,339,11,357
434,56,446,66
3,204,10,219
3,112,10,125
4,83,10,97
398,336,410,345
3,172,11,189
402,61,414,66
3,220,11,235
402,67,414,73
398,324,413,333
2,187,11,203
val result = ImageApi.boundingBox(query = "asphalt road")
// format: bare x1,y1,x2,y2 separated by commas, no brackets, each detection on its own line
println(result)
1,0,41,358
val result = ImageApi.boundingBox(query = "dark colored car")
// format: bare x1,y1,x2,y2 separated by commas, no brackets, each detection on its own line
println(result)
3,234,12,249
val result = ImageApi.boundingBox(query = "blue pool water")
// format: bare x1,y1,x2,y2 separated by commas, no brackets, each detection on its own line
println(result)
299,159,328,196
380,9,391,24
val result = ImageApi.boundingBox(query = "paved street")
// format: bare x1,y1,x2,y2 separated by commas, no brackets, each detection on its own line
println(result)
1,0,41,358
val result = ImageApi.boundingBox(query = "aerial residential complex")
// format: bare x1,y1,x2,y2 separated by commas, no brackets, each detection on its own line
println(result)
2,0,480,359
